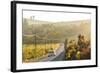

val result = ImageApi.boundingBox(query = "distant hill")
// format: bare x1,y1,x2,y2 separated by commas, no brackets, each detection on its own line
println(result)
24,18,53,25
23,18,91,44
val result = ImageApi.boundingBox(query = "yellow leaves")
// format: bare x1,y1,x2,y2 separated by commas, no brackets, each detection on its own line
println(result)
76,51,81,60
22,43,60,62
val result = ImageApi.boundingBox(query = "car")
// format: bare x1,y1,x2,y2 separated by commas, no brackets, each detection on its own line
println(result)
48,48,56,57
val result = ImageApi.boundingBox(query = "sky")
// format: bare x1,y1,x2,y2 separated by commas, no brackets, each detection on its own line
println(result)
23,10,91,22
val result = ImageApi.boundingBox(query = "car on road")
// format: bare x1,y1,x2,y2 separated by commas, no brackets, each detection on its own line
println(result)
48,48,56,57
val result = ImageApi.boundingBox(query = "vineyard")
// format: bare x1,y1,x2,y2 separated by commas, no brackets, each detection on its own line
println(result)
22,43,60,62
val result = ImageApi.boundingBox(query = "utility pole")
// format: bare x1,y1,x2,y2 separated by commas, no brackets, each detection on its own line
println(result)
31,16,37,58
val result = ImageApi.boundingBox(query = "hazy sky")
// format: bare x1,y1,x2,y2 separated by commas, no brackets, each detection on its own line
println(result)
23,10,91,22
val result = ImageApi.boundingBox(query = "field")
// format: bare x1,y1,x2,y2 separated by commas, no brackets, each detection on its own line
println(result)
22,43,60,62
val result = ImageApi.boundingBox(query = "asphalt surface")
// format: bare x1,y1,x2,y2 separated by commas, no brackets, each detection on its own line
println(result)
38,43,66,62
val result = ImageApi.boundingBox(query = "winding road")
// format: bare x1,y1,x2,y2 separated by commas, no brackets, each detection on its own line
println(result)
31,43,65,62
40,43,66,61
29,43,66,62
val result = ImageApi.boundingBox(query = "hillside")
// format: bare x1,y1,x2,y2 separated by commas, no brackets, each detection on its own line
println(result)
22,18,91,44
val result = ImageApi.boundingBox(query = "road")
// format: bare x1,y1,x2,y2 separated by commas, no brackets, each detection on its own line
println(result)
29,43,66,62
39,43,66,61
39,44,65,62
